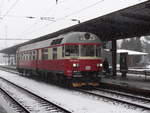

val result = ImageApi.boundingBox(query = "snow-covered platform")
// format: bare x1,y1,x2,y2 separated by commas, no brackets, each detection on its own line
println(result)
0,65,16,70
101,72,150,93
0,105,7,113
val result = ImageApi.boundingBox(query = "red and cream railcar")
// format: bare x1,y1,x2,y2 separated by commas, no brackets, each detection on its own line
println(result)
16,32,103,87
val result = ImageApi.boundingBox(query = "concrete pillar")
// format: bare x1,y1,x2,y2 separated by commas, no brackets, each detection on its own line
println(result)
111,39,117,77
8,55,10,65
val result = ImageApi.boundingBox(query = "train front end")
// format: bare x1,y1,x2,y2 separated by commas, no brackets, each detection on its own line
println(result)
63,32,103,87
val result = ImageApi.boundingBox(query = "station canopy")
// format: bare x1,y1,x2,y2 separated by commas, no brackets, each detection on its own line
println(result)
116,49,148,55
1,0,150,54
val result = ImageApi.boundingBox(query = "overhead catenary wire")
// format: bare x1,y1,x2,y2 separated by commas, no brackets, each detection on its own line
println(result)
0,0,105,43
0,38,31,40
21,0,105,35
61,0,104,19
0,0,20,20
0,0,4,15
0,15,56,21
19,0,70,38
0,0,20,46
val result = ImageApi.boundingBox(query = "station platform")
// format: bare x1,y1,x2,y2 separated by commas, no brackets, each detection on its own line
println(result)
0,105,7,113
0,65,16,70
101,72,150,95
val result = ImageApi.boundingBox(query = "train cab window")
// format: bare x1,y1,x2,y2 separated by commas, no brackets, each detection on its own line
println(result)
65,45,79,56
81,45,95,57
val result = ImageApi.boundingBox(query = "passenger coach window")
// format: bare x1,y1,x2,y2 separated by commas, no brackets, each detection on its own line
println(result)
62,46,64,57
65,45,79,56
32,51,37,60
42,48,48,60
53,48,57,59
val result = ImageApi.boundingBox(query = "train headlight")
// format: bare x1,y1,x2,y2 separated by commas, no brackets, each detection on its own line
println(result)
73,63,79,67
97,63,103,67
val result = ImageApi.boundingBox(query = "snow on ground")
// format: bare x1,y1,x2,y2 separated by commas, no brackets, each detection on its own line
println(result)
0,70,149,113
0,90,16,113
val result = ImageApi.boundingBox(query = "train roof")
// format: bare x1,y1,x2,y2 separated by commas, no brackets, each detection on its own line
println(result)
18,32,101,52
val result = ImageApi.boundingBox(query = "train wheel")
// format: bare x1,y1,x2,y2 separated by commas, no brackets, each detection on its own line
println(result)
66,79,73,88
18,69,23,76
57,74,65,86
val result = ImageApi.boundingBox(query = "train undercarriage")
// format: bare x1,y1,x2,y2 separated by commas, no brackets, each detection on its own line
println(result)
17,68,101,87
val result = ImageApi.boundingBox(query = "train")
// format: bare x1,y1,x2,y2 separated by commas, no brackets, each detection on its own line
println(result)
16,32,103,87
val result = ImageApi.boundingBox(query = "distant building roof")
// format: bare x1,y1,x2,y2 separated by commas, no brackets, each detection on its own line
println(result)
117,49,148,55
105,49,148,55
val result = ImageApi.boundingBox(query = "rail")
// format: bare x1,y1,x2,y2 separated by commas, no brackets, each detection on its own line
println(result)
0,77,71,113
75,88,150,111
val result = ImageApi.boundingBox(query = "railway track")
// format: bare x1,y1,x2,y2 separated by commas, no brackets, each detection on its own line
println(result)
0,87,29,113
1,66,150,111
0,77,71,113
75,87,150,111
94,87,150,102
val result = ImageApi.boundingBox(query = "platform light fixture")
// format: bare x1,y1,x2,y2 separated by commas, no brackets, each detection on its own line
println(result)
71,19,81,24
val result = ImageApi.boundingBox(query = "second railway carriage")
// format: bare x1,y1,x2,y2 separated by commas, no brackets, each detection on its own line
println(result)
16,32,103,87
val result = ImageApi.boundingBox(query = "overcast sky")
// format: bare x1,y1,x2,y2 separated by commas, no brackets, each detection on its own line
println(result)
0,0,147,50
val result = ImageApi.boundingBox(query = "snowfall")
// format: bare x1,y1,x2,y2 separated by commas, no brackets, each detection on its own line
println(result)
0,70,149,113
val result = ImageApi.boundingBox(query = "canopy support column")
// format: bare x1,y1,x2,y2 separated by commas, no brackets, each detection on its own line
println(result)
112,39,117,77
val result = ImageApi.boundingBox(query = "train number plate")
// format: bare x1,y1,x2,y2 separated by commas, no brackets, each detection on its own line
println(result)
85,66,91,70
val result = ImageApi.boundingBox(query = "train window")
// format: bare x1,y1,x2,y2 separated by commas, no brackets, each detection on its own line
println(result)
27,51,29,60
32,50,36,60
24,52,27,61
19,54,21,60
53,48,57,59
23,53,25,61
96,45,101,57
29,51,32,60
51,38,63,45
26,52,28,61
81,45,95,57
21,53,23,60
65,45,79,56
62,46,64,57
42,48,48,60
18,54,20,61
